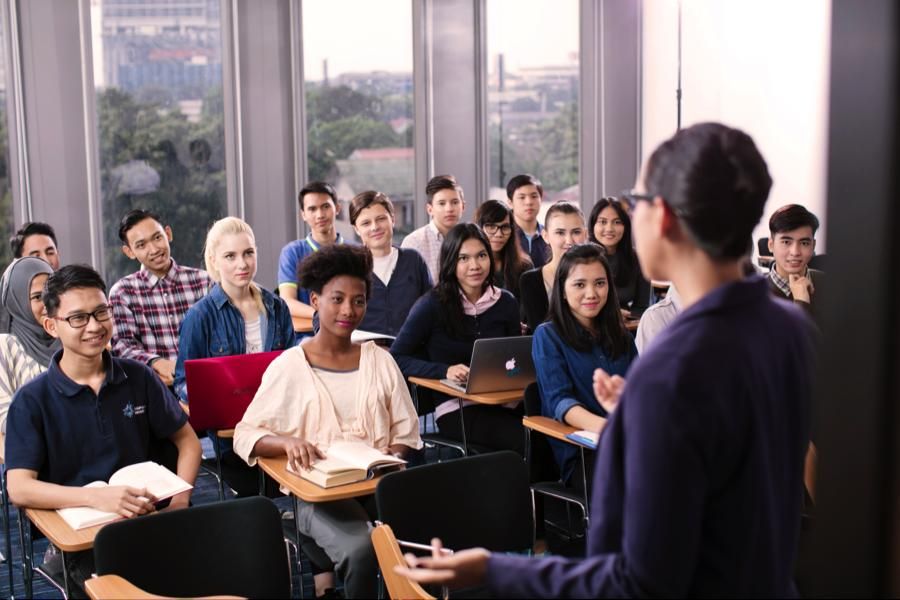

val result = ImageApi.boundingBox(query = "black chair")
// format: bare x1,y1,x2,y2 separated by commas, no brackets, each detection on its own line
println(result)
376,451,533,554
809,253,827,271
92,497,291,598
523,382,590,537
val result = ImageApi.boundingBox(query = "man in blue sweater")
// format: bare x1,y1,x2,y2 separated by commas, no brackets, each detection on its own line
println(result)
397,123,816,597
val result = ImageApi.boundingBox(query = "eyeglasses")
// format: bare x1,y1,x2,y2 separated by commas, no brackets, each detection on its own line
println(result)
482,223,512,236
619,189,656,211
54,306,112,328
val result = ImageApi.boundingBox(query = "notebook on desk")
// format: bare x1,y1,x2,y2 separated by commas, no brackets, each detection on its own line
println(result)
185,350,284,431
440,336,535,394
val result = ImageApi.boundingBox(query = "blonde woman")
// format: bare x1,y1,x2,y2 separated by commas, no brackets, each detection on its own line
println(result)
174,216,293,496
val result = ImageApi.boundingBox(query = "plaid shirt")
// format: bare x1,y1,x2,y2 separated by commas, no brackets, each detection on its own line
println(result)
768,266,809,298
400,221,443,285
110,260,212,364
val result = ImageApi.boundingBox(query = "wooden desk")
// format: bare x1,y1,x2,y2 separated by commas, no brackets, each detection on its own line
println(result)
85,574,245,600
25,507,103,553
256,456,378,503
407,376,524,406
522,416,600,449
625,318,640,332
292,316,313,333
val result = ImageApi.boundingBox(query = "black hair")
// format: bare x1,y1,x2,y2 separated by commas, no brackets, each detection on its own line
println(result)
349,190,395,226
118,209,165,244
505,173,544,200
10,222,58,258
425,174,464,204
769,204,820,236
298,244,373,300
588,197,638,288
42,264,107,318
548,244,630,357
475,200,532,297
298,181,338,210
435,223,495,338
644,122,772,260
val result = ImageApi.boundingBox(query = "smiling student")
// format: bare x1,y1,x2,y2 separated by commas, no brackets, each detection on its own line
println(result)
350,191,432,336
10,222,61,270
589,197,651,317
6,265,201,594
109,209,212,387
278,181,346,319
391,223,524,454
506,174,549,268
533,244,636,483
235,244,421,599
766,204,825,327
518,202,587,333
175,217,293,497
475,199,533,301
401,175,465,284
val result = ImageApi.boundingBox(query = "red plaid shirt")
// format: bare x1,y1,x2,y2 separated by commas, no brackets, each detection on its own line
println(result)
109,260,212,364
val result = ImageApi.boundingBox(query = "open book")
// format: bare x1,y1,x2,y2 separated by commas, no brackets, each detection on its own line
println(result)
57,461,192,530
286,441,406,488
565,430,599,449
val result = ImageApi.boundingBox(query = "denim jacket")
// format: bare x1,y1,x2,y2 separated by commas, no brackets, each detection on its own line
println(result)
173,283,294,401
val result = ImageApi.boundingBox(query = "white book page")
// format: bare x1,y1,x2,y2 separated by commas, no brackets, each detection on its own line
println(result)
326,441,406,470
108,461,192,500
57,481,118,530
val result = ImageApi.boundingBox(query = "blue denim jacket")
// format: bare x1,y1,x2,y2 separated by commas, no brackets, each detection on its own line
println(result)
173,283,294,401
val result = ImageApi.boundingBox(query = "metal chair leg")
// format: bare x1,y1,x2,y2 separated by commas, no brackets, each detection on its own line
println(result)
16,515,29,599
1,466,13,598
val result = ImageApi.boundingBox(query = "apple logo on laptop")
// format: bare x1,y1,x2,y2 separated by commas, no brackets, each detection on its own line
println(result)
505,357,520,377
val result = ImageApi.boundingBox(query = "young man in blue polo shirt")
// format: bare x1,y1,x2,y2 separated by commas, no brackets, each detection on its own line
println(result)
278,181,345,319
6,265,201,592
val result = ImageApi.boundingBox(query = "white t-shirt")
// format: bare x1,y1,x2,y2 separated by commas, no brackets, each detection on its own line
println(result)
372,247,400,286
310,367,362,433
245,317,263,354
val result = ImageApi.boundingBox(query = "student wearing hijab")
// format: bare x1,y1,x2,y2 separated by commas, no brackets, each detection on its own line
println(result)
0,257,60,429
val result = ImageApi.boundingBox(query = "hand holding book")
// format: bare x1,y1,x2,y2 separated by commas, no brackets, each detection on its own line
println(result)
281,437,326,473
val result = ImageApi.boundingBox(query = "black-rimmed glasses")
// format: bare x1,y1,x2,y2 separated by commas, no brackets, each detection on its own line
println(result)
54,306,112,328
482,223,513,236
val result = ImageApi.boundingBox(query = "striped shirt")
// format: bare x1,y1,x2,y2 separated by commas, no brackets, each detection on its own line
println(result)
110,260,212,364
0,334,46,430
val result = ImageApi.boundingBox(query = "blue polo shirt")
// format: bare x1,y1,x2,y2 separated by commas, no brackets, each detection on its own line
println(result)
5,350,187,487
277,233,345,304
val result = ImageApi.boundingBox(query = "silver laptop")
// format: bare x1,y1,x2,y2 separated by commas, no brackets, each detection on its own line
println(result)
440,336,535,394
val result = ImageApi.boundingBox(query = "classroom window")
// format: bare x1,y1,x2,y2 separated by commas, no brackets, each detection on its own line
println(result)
92,0,227,283
486,0,580,214
303,0,415,242
0,7,13,268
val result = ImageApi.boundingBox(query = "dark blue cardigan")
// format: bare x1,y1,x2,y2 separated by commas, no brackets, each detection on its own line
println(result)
359,247,433,336
390,289,521,401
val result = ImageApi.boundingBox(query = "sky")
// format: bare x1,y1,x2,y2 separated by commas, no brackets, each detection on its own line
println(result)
302,0,579,81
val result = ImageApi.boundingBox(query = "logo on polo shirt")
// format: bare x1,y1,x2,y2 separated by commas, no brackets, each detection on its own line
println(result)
122,402,147,418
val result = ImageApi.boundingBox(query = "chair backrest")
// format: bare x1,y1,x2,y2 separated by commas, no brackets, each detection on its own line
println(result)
523,381,541,417
809,253,826,271
185,350,283,431
371,525,435,600
93,497,291,598
376,451,533,553
758,236,772,257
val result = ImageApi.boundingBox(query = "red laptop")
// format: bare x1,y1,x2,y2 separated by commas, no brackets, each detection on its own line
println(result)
184,350,284,431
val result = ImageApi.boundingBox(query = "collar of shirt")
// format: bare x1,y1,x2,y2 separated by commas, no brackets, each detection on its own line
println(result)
144,258,179,288
47,349,126,398
209,282,276,315
459,285,502,316
520,222,543,239
426,221,444,241
305,232,343,252
768,266,808,297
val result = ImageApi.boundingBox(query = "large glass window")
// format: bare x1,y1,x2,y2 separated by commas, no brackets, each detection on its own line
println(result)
303,0,414,241
92,0,227,282
0,7,13,269
487,0,579,213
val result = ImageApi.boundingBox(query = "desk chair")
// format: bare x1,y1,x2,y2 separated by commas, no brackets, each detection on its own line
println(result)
370,525,434,600
92,497,291,598
523,383,590,538
408,382,493,460
376,451,533,556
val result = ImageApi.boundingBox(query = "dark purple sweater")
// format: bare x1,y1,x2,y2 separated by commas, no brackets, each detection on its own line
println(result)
488,277,814,598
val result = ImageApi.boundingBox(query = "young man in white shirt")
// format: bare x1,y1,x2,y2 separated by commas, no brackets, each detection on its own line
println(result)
400,174,465,283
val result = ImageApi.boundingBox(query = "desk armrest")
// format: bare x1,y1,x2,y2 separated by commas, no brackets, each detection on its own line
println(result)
85,574,246,600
